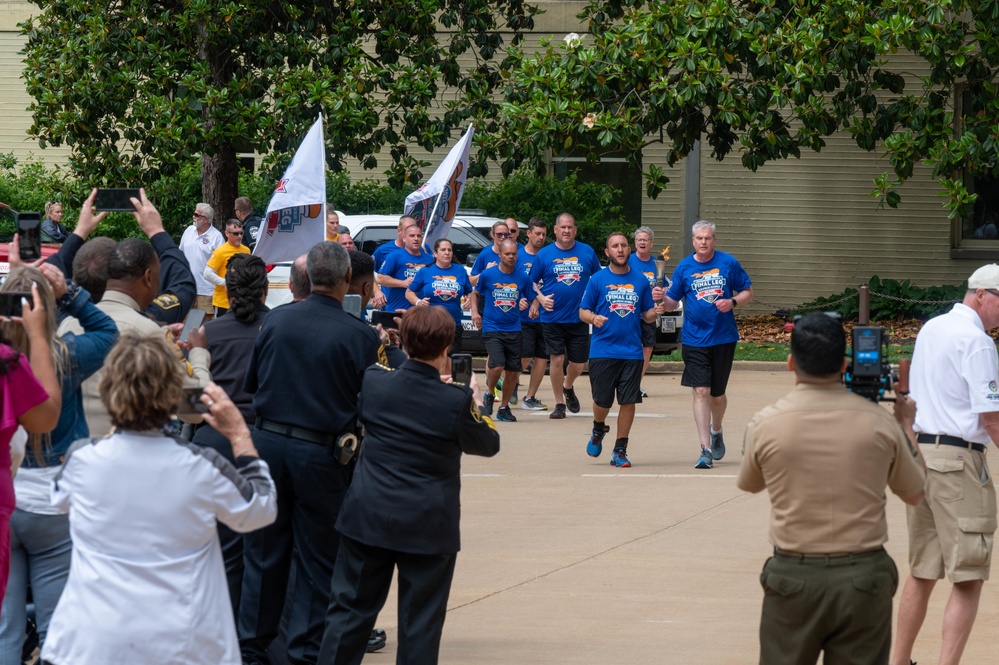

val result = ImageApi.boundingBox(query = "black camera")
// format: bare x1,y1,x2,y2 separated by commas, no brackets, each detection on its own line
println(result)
844,325,899,402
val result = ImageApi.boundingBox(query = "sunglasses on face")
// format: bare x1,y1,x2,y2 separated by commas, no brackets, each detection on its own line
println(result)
495,232,511,238
228,231,243,236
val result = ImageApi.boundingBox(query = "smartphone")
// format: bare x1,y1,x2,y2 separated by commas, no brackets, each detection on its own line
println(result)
370,310,399,330
94,188,141,212
343,294,362,319
178,309,206,343
16,212,41,261
0,292,32,318
176,387,209,416
451,353,473,386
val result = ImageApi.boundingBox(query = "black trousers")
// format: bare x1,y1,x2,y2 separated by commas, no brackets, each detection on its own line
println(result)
318,535,457,665
238,428,352,665
191,424,245,618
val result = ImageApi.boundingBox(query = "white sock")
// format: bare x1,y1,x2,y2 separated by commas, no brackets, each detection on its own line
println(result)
710,426,722,435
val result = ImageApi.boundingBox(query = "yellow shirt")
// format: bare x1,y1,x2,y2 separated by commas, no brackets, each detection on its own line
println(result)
206,243,250,308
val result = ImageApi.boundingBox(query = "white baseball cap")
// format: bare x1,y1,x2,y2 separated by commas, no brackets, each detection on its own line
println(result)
968,264,999,289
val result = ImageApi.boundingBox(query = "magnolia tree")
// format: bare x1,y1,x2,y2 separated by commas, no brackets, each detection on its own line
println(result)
20,0,537,220
478,0,999,218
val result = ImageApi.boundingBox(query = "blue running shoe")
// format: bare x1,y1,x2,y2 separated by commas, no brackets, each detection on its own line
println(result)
587,424,609,457
496,406,517,422
611,449,631,468
481,391,494,417
710,429,726,461
694,448,713,469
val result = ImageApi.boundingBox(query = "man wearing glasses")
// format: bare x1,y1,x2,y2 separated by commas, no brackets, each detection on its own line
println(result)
179,203,224,319
204,220,251,318
470,220,513,287
892,264,999,665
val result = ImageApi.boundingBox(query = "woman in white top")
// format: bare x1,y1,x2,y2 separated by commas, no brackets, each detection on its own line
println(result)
41,333,277,665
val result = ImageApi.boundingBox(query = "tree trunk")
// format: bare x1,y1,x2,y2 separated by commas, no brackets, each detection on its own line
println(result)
201,148,239,231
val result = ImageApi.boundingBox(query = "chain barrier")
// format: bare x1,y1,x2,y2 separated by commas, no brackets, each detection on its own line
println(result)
751,290,959,313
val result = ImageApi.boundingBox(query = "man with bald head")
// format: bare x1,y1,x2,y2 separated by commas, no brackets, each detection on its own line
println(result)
469,239,532,422
372,215,418,273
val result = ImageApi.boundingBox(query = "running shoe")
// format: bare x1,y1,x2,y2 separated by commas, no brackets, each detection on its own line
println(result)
694,448,713,469
367,629,387,653
481,391,495,417
563,384,580,413
710,429,726,461
496,406,517,422
549,403,567,420
587,424,610,457
640,387,648,398
611,449,632,468
521,396,548,411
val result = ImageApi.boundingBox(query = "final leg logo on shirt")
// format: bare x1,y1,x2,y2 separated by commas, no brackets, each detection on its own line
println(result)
553,257,583,285
691,268,726,303
605,284,639,317
431,275,460,301
264,204,323,236
642,271,656,289
493,283,521,312
405,263,429,280
988,380,999,401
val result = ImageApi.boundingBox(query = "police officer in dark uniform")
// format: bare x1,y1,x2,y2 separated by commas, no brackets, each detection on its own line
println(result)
318,306,500,665
239,241,381,665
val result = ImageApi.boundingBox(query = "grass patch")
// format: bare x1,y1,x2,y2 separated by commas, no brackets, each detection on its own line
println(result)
653,343,915,363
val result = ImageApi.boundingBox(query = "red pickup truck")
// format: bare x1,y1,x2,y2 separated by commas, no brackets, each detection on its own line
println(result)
0,243,62,280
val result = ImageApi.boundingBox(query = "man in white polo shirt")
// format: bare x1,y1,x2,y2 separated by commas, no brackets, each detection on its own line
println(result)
892,264,999,665
179,202,224,320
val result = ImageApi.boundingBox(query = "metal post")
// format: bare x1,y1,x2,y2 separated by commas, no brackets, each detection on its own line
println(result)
858,285,870,324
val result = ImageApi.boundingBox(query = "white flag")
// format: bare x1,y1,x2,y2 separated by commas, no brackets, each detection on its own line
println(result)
253,116,327,264
404,125,474,250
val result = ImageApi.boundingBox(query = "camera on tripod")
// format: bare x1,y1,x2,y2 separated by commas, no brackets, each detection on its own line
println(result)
844,325,901,402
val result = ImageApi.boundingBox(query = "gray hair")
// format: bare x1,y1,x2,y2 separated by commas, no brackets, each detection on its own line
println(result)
692,220,716,236
634,226,654,241
289,254,310,299
307,241,350,288
195,202,215,223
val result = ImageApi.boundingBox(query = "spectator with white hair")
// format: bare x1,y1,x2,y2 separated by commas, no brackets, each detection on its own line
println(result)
179,202,224,320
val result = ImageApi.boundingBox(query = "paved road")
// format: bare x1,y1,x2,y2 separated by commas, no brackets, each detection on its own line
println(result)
363,369,999,664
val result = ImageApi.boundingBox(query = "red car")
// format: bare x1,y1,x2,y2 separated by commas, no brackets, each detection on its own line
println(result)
0,243,62,279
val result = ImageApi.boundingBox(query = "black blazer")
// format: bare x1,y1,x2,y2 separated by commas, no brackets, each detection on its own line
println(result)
337,359,500,554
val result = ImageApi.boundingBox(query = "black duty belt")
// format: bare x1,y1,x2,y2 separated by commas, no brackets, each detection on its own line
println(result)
255,419,338,447
773,547,885,566
916,433,986,454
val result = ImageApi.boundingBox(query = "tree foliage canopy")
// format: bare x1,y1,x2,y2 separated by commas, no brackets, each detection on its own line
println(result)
20,0,537,215
480,0,999,216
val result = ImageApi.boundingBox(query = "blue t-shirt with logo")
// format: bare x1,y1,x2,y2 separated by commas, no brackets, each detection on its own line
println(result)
380,248,434,312
409,262,472,325
628,254,660,292
581,266,654,360
665,250,751,347
528,241,602,324
475,265,533,333
516,249,541,323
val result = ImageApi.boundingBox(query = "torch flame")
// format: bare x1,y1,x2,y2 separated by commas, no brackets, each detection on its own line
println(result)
660,245,670,262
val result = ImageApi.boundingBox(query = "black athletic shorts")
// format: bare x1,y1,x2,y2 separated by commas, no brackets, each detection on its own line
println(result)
483,331,522,371
542,322,590,364
451,325,463,355
680,342,737,397
640,320,656,348
521,322,549,360
588,358,644,408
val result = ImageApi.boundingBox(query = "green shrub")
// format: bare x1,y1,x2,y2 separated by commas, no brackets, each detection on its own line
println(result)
794,275,965,320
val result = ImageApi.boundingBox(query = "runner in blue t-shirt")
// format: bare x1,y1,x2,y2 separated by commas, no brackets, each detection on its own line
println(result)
407,238,473,353
514,217,550,411
469,240,531,423
527,213,602,420
662,220,754,470
580,231,664,468
376,224,433,313
470,219,513,285
628,226,669,397
372,215,417,272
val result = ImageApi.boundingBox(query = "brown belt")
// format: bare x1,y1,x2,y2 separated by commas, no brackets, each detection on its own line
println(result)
773,546,885,565
916,433,986,454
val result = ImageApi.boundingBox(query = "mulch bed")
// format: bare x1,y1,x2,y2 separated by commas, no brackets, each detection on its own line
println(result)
737,315,928,345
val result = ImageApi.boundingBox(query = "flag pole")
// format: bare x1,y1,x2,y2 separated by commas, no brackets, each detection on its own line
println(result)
422,188,446,248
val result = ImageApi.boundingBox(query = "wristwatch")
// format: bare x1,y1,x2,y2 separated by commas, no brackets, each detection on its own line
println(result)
56,280,82,311
731,298,737,308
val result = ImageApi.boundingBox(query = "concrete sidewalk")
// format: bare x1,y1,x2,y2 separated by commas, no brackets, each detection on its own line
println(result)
365,369,999,664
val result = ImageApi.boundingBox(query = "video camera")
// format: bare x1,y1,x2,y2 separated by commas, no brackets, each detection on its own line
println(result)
796,313,909,403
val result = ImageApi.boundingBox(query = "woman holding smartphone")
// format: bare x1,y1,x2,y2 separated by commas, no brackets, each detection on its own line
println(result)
0,266,117,659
